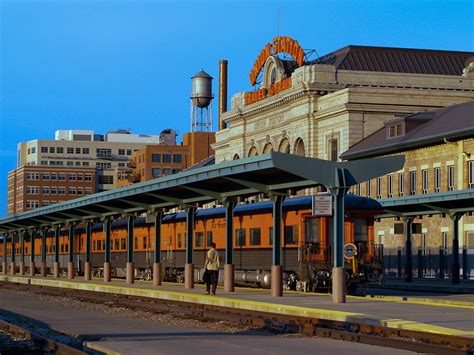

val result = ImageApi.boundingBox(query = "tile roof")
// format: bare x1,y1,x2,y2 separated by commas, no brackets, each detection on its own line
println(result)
312,45,473,76
340,101,474,160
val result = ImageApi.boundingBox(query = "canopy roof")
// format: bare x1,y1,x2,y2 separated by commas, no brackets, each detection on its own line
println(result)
0,152,404,233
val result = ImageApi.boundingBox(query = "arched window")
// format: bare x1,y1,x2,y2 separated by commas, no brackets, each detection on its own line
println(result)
248,146,258,157
278,138,290,153
263,142,273,154
233,154,240,160
294,138,305,156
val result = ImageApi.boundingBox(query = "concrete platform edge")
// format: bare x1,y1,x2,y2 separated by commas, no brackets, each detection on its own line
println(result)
1,276,471,337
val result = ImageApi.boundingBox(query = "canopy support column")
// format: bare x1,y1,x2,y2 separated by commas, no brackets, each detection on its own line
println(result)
20,232,25,276
41,228,47,277
185,207,196,289
54,225,61,278
68,223,75,279
84,221,92,281
103,218,112,282
126,215,135,284
451,213,462,284
153,210,163,286
403,217,413,283
10,233,15,275
30,230,36,276
2,234,7,275
270,194,285,297
224,199,236,293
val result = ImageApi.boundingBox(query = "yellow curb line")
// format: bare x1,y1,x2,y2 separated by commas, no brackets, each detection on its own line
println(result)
1,276,472,337
83,341,120,355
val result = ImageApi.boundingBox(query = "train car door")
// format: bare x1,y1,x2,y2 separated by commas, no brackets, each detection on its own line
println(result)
302,216,323,262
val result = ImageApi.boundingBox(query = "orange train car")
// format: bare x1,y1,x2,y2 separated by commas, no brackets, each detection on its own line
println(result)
2,195,383,291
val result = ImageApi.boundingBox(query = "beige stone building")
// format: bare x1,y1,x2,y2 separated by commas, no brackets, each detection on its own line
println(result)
341,101,474,252
214,40,474,164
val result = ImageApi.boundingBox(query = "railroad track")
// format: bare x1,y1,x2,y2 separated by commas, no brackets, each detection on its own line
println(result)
0,318,88,355
1,282,473,354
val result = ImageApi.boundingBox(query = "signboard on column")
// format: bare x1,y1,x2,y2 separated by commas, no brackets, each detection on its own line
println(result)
312,194,333,216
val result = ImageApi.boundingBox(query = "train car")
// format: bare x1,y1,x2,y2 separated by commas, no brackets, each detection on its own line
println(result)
4,194,383,292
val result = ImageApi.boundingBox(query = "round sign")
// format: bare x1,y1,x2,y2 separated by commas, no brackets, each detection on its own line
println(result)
343,243,358,260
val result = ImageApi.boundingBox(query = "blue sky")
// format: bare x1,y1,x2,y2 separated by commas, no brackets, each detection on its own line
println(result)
0,0,472,216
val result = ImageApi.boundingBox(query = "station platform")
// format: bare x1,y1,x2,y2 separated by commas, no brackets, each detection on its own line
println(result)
1,275,473,338
369,276,474,295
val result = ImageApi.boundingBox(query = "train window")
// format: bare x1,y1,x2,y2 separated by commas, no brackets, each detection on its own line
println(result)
134,238,138,250
269,227,273,245
143,237,147,249
250,228,261,246
101,240,105,251
93,240,96,251
121,238,126,250
354,218,368,242
235,229,246,247
114,239,119,251
305,218,321,244
195,232,204,247
60,244,64,253
65,244,69,253
284,226,298,244
178,233,182,248
206,231,213,247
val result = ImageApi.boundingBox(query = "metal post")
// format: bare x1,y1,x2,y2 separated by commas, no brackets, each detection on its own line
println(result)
403,217,413,283
331,188,347,303
10,233,15,275
417,249,423,278
397,247,402,277
41,228,47,277
451,213,461,284
462,247,468,280
126,215,135,284
224,200,236,293
84,221,92,281
185,207,196,289
53,225,60,278
153,210,163,286
2,234,7,275
20,231,25,275
68,223,75,279
270,195,284,297
30,230,36,276
104,218,112,282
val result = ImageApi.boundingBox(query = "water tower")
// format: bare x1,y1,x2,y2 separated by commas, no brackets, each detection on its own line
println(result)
190,70,214,132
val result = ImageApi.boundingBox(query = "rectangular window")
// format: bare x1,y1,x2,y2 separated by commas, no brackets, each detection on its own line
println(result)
206,231,213,247
69,174,76,181
329,139,338,161
398,173,404,196
468,161,474,188
284,225,298,244
57,147,64,154
195,232,204,247
442,232,449,251
58,187,66,195
68,187,76,195
49,147,55,153
127,149,132,155
143,237,148,249
84,174,92,181
151,168,161,177
162,154,172,163
447,165,455,191
118,149,125,155
75,148,81,154
58,173,66,181
434,167,441,193
67,147,74,154
356,183,361,196
82,148,89,154
42,187,50,195
409,171,416,195
41,147,48,153
162,168,172,175
98,175,114,184
51,187,57,195
177,233,182,248
42,173,50,181
235,229,246,246
269,227,273,245
114,239,119,251
152,154,161,163
82,162,89,166
387,174,393,198
250,228,261,246
422,169,428,194
376,177,382,199
173,154,182,164
366,180,372,197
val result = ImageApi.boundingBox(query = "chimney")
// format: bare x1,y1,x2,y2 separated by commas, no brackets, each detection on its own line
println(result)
218,60,228,130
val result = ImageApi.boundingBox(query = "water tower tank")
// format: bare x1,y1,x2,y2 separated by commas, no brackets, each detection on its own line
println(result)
191,70,213,108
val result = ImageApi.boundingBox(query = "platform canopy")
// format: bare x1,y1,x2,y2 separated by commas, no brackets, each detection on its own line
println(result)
0,152,404,233
375,189,474,218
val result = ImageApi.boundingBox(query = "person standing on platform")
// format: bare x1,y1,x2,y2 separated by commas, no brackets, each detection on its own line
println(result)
204,242,220,295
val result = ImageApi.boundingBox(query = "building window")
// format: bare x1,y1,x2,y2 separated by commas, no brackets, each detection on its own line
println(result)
356,183,361,196
49,147,55,153
250,228,261,246
127,149,132,155
376,177,382,199
82,148,89,154
284,225,298,244
42,173,50,181
447,165,455,191
75,148,81,154
98,175,114,185
42,187,50,195
409,171,416,195
173,154,182,164
206,231,213,247
69,174,76,181
195,232,204,247
152,154,161,163
329,139,338,161
58,187,66,195
434,167,441,193
68,187,76,195
236,229,246,247
57,147,64,154
162,154,172,163
163,168,172,175
468,161,474,189
422,169,428,194
41,147,48,153
442,232,449,251
387,174,393,198
177,233,182,248
67,147,74,154
389,123,403,138
84,174,92,181
51,187,57,195
366,180,372,197
58,173,66,181
82,162,89,166
151,168,161,177
118,149,125,155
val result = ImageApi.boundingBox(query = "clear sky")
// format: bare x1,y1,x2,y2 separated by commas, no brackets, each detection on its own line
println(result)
0,0,472,217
